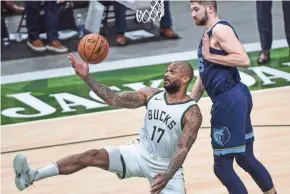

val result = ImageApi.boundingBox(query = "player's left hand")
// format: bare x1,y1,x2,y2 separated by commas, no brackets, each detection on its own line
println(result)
150,173,171,194
202,32,211,60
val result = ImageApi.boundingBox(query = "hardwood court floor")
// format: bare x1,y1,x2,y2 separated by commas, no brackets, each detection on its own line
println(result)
2,87,290,194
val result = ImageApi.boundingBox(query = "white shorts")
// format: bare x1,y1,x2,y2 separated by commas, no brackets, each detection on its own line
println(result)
104,141,186,194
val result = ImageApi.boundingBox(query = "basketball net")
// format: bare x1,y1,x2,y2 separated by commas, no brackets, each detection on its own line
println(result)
135,0,165,23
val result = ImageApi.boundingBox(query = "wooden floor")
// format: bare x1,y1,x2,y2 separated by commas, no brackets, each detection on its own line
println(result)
1,87,290,194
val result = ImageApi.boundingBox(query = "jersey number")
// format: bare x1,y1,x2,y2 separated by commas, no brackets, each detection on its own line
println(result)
151,126,165,143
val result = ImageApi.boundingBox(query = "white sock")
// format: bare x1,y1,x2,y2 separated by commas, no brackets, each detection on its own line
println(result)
31,162,59,182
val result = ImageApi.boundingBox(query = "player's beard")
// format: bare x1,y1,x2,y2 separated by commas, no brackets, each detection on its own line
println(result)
164,80,181,94
196,10,208,26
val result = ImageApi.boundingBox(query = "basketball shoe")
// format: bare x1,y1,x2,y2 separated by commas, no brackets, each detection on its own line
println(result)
13,154,36,191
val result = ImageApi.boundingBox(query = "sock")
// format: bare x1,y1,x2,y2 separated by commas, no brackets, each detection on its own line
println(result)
30,162,59,182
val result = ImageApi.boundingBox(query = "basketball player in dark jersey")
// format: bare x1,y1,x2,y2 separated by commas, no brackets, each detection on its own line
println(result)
189,1,277,194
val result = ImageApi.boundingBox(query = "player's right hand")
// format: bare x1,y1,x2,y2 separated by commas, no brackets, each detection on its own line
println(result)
68,53,89,80
150,173,170,194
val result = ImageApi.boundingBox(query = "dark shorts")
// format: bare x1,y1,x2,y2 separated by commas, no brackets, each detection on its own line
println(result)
210,82,255,156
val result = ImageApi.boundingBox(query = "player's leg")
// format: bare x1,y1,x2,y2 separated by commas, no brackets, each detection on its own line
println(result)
214,155,247,194
211,84,249,194
235,86,276,194
13,148,110,191
14,141,146,191
235,142,276,194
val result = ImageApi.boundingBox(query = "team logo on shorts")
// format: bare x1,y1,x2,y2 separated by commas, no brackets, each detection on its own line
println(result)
213,127,231,146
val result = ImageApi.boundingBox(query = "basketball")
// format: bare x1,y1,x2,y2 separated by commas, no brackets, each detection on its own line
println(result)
77,33,109,64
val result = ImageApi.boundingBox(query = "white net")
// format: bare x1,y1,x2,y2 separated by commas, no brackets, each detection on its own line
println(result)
135,0,165,23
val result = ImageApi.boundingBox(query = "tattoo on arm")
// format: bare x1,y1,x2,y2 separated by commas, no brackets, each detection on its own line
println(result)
166,106,202,178
185,136,196,150
85,75,159,108
115,91,145,108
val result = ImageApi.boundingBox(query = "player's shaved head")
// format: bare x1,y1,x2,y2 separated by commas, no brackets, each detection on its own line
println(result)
164,61,194,94
169,61,194,84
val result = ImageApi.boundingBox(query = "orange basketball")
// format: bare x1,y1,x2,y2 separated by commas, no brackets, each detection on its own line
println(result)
77,33,109,64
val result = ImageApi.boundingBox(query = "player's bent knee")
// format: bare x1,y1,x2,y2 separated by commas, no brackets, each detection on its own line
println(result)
236,155,257,172
236,157,249,172
103,146,126,179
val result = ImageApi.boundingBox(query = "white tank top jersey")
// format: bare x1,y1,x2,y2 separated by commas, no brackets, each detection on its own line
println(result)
139,90,197,159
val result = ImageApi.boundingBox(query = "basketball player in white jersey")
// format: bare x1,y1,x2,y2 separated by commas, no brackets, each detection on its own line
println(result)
13,53,202,194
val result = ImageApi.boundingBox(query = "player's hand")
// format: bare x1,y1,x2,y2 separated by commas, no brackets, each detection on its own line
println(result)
202,32,211,60
68,53,89,80
150,173,171,194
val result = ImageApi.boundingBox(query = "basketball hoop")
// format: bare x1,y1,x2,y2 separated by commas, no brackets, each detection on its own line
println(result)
135,0,165,23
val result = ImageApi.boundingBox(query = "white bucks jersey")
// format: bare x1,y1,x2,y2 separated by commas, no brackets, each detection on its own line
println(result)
139,91,197,158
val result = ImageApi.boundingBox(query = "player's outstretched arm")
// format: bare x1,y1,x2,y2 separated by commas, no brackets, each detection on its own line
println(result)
202,24,251,68
68,53,159,109
85,77,159,108
150,105,202,194
190,76,205,102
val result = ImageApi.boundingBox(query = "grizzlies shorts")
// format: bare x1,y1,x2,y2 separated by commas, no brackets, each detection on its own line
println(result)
210,82,255,156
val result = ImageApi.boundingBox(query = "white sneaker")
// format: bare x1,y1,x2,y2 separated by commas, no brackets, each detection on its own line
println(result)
13,154,35,191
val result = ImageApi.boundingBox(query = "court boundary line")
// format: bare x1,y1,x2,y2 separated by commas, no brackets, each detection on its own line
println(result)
2,86,290,128
2,124,289,155
1,39,288,85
